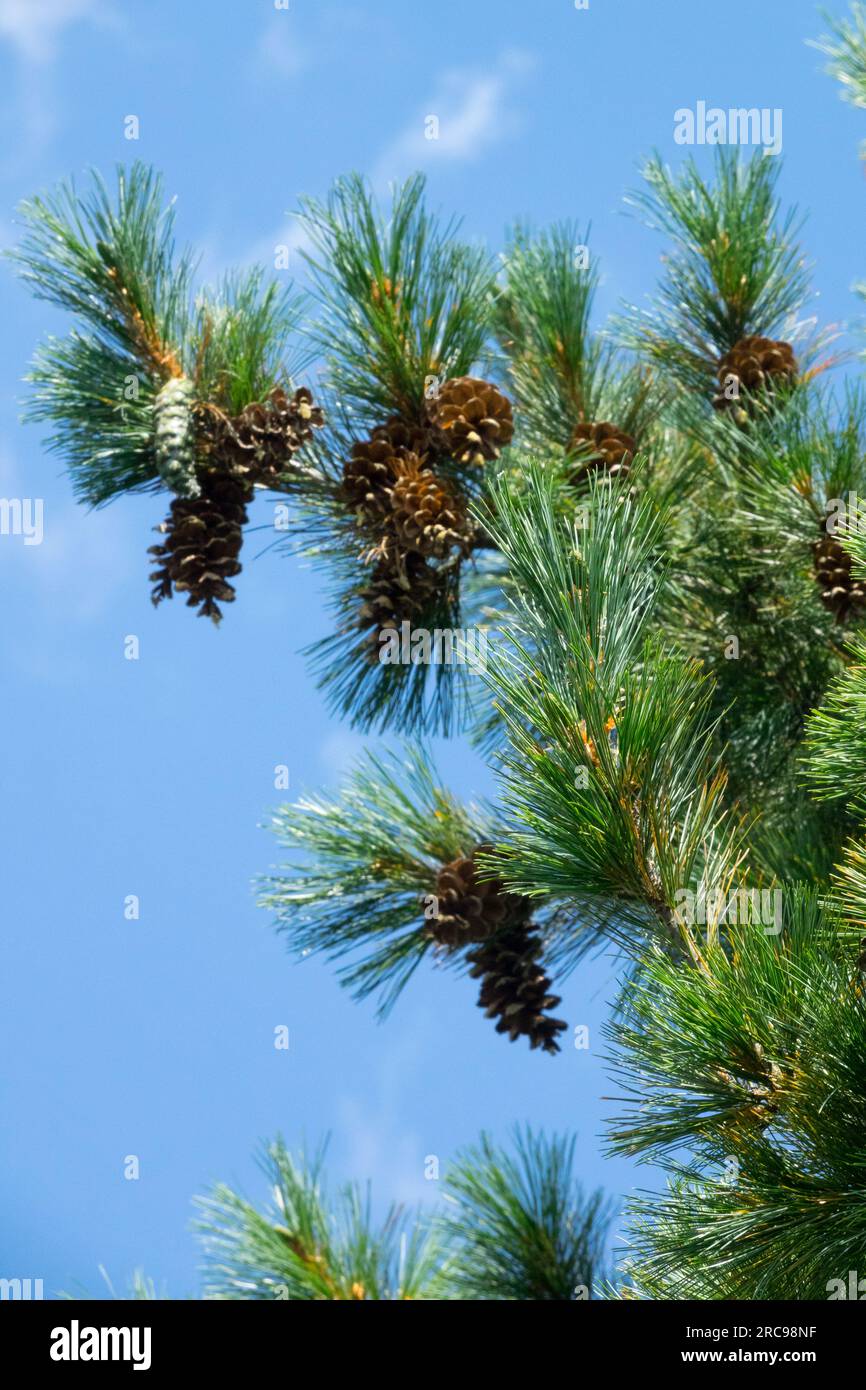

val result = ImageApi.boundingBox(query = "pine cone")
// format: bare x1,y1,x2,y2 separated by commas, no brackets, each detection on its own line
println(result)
209,386,324,485
342,437,400,521
426,845,523,948
386,454,473,559
813,530,866,623
342,417,436,523
427,376,514,466
356,551,444,663
149,469,252,624
713,336,796,413
468,920,567,1054
372,415,436,459
153,376,200,498
568,421,636,485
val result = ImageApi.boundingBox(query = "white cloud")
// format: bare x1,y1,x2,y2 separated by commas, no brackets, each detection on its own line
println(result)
336,1097,430,1206
194,217,313,298
244,218,314,278
0,0,109,64
372,49,536,188
253,13,312,80
0,0,119,173
318,730,367,778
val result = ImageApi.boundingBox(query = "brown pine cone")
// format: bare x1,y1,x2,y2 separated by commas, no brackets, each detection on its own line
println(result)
713,336,796,413
371,415,436,459
387,454,473,559
813,531,866,623
468,920,567,1054
342,436,401,521
568,421,636,485
426,845,525,949
208,386,324,485
149,469,253,624
356,552,444,663
341,417,436,522
427,376,514,466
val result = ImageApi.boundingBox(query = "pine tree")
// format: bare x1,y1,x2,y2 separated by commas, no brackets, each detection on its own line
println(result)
254,137,866,1298
17,5,866,1303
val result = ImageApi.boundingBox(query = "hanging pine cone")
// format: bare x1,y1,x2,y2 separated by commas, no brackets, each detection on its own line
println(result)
372,415,436,459
341,417,436,524
356,551,444,663
341,436,398,521
712,336,797,414
208,386,324,486
813,529,866,622
427,376,514,466
149,469,252,624
386,454,473,559
468,919,567,1054
426,845,522,948
153,375,200,498
568,421,636,485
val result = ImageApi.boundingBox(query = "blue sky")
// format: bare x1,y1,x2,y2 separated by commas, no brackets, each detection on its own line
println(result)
1,0,863,1298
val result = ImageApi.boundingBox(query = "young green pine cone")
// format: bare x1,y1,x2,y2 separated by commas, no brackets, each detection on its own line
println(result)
153,375,200,498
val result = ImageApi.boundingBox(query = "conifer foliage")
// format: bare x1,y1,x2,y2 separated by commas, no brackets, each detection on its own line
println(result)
18,3,866,1302
11,164,323,622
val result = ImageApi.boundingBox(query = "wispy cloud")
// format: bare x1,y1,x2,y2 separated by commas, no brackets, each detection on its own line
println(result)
251,10,313,81
194,217,313,297
0,0,119,173
372,49,536,189
0,0,111,64
318,730,367,779
336,1097,431,1207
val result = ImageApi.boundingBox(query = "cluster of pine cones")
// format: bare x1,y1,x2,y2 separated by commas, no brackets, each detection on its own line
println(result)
149,384,324,623
341,377,513,661
425,845,567,1055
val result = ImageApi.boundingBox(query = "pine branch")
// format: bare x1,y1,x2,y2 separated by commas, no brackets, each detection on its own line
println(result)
494,223,658,450
620,149,812,395
11,164,314,509
271,174,511,734
804,634,866,809
258,743,498,1014
194,1130,614,1301
195,1138,436,1300
440,1128,614,1300
813,2,866,113
302,517,478,736
11,162,193,371
474,461,746,954
298,173,496,426
606,889,866,1300
663,388,866,852
191,267,308,419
